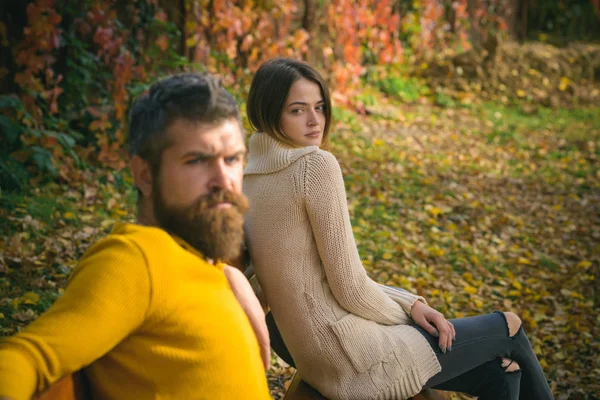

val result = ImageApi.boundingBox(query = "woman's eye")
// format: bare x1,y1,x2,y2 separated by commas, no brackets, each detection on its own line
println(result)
291,108,304,114
316,105,325,112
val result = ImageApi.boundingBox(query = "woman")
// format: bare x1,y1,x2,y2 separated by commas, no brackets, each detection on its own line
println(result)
243,58,554,400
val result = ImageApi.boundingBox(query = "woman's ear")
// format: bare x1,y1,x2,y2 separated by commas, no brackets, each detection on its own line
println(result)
130,155,153,198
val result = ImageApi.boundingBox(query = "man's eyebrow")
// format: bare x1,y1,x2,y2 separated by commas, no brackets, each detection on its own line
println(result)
181,149,246,160
287,100,325,107
226,149,248,158
181,150,214,160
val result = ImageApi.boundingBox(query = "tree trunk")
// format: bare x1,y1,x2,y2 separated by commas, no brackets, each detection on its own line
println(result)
466,0,482,49
511,0,529,42
302,0,319,64
158,0,186,56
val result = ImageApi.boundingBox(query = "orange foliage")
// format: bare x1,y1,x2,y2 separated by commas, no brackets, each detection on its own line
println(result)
14,0,62,118
186,0,307,90
83,1,147,169
5,0,514,182
327,0,403,102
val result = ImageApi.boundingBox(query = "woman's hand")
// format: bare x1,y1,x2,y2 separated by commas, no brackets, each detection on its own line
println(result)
410,300,456,353
223,265,271,370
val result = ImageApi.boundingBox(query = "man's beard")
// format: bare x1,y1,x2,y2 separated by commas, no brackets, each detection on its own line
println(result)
153,182,249,262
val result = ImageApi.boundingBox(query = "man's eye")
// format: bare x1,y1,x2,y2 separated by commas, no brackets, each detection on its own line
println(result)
186,158,206,164
225,155,242,164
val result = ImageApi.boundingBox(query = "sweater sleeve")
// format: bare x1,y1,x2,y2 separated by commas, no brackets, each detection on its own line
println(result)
303,151,419,325
0,236,151,400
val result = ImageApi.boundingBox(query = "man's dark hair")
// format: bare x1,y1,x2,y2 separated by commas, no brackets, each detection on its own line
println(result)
129,73,241,172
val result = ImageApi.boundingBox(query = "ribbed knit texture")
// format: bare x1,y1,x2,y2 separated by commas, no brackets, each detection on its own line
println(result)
0,223,271,400
244,133,441,400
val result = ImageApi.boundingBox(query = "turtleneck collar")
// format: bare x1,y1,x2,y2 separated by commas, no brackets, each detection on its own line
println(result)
244,132,319,175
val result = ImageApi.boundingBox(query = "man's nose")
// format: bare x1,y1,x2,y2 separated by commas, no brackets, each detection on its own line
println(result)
209,160,230,190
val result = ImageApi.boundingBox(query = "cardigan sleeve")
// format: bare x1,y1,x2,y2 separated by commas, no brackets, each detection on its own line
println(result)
0,236,151,400
303,151,420,325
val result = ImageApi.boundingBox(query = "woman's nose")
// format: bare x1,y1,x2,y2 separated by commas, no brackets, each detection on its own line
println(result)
307,110,318,126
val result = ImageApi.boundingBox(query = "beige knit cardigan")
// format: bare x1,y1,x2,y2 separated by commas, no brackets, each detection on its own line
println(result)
243,133,441,400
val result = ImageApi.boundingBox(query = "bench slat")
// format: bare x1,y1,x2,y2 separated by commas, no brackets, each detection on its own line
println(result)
283,373,326,400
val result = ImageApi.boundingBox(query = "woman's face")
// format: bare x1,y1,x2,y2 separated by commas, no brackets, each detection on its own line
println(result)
280,78,326,147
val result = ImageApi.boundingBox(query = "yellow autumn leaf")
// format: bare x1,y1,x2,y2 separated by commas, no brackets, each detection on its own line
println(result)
464,286,478,295
63,212,76,220
516,89,526,98
511,281,523,290
577,260,591,269
101,219,115,228
21,291,40,305
426,206,443,217
558,76,570,91
111,208,128,217
469,200,480,208
517,257,531,265
0,312,4,319
382,252,393,260
428,246,445,257
508,290,521,297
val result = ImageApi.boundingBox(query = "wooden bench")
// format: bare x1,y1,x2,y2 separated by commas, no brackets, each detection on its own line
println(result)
34,371,88,400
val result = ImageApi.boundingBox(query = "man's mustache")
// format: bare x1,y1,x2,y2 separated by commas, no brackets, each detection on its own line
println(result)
194,190,248,212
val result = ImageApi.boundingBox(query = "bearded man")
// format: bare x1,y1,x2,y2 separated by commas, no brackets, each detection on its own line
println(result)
0,73,271,400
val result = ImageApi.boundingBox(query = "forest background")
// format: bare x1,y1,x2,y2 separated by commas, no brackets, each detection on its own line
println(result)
1,0,599,398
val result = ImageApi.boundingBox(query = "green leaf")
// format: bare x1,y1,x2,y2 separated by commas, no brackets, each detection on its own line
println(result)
31,146,57,175
0,115,23,144
0,95,23,110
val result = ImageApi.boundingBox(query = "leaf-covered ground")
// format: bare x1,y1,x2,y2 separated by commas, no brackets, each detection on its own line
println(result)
1,100,598,399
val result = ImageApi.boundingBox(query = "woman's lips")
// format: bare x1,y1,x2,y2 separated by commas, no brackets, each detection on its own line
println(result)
305,132,321,138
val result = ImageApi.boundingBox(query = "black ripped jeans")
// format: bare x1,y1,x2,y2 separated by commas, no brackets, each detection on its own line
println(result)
416,311,554,400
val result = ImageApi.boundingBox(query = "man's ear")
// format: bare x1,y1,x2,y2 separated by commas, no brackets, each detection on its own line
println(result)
130,155,153,198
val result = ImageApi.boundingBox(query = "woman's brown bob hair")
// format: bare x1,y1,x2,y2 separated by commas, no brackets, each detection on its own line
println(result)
247,58,332,148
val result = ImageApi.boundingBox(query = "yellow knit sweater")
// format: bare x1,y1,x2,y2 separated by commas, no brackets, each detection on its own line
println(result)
0,223,271,400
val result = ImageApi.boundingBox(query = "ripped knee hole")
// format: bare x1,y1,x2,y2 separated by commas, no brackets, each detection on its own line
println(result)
501,358,521,372
503,311,522,337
